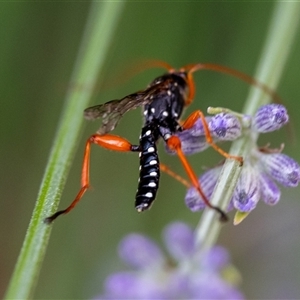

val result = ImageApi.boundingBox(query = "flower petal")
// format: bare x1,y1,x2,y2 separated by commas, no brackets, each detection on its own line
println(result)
104,272,139,298
104,272,168,299
200,246,230,271
182,117,212,137
190,273,245,300
185,166,221,211
259,153,300,187
118,234,164,269
253,104,289,133
259,173,281,205
163,222,194,261
209,113,241,141
179,134,209,155
233,165,260,212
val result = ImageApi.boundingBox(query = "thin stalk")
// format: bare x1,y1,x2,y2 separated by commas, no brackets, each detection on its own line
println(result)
4,3,125,299
194,2,300,250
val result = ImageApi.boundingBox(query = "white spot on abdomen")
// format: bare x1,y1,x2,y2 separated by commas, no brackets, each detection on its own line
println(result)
147,147,155,153
145,192,153,198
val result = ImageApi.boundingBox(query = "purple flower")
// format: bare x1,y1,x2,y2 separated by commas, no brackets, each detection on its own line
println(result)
185,166,222,212
95,222,244,299
259,173,281,205
258,152,300,187
166,113,242,155
171,104,289,155
199,246,230,272
176,134,209,155
183,104,299,217
232,164,260,212
209,113,242,140
185,150,300,214
162,222,195,260
183,116,212,137
252,104,289,133
103,272,168,299
118,234,164,269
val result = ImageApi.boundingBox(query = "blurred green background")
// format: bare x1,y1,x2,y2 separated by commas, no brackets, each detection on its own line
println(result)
1,2,300,299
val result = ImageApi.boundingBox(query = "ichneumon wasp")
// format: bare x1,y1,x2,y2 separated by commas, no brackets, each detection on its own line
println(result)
45,60,279,224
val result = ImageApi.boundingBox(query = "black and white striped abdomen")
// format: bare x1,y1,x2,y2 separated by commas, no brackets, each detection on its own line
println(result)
135,125,160,212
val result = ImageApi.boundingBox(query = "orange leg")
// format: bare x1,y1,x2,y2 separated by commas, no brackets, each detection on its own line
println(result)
166,136,228,222
182,110,243,166
160,163,191,188
44,134,139,224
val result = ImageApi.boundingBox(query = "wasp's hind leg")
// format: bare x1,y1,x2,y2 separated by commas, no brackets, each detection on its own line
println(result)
44,134,140,224
166,135,228,222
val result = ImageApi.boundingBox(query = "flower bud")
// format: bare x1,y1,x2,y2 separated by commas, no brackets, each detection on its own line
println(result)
253,104,289,133
209,113,242,140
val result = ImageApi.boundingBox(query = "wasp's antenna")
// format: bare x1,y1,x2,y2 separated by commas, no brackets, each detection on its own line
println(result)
182,62,282,104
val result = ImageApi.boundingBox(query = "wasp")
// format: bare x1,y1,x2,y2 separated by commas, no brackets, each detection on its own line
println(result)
45,61,277,224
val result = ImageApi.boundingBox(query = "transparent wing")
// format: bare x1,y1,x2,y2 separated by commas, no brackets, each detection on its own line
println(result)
84,81,170,134
84,91,153,134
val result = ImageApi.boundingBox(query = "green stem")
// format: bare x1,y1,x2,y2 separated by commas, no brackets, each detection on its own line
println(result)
4,3,125,299
194,2,300,250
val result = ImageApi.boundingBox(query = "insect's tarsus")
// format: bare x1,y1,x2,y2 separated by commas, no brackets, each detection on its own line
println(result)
44,211,65,224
